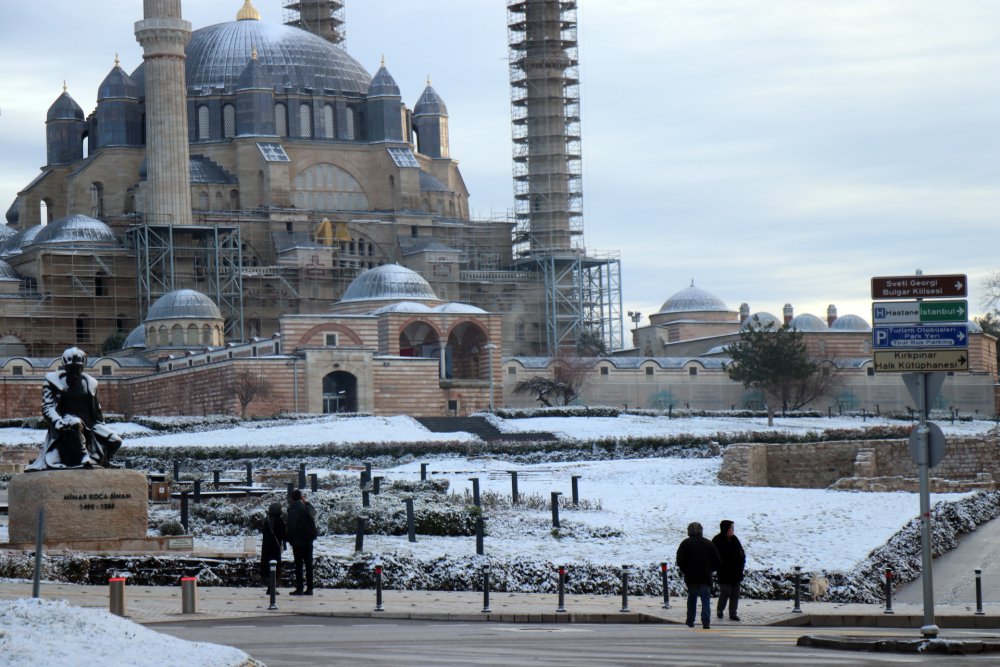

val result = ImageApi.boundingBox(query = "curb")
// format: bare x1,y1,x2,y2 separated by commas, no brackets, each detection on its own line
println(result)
798,634,1000,654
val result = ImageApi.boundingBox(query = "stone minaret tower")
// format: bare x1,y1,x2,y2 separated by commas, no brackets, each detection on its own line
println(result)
135,0,192,226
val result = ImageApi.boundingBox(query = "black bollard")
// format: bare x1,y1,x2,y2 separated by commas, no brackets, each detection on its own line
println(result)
309,473,318,493
298,463,306,490
359,471,366,489
420,462,428,481
373,476,382,495
571,476,581,505
976,569,985,616
245,462,253,486
620,565,631,613
286,482,294,501
354,517,366,552
884,569,894,614
475,516,484,556
862,408,867,422
556,565,567,613
792,566,803,613
509,471,519,505
551,492,562,528
268,560,278,610
405,498,416,543
173,459,181,482
481,567,491,613
374,565,384,612
362,490,370,508
469,478,480,507
180,491,189,531
660,562,671,609
363,462,372,487
213,470,221,488
193,479,201,503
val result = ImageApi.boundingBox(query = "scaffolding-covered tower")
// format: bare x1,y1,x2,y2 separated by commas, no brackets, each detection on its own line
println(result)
283,0,346,45
507,0,622,355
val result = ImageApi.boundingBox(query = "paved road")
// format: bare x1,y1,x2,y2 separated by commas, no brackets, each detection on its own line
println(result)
897,516,1000,605
154,616,1000,667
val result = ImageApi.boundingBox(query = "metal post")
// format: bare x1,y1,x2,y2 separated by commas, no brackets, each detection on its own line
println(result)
180,491,189,531
884,569,894,614
245,462,253,486
109,577,126,616
362,489,370,508
405,498,416,543
975,569,985,616
354,517,366,552
374,565,384,612
359,471,366,489
792,566,802,613
286,482,295,501
571,476,581,505
420,462,428,481
193,479,201,503
309,473,318,493
213,470,221,488
556,565,567,613
915,372,939,638
181,577,197,614
551,492,561,528
620,565,631,613
268,560,278,610
469,477,480,507
660,562,671,609
32,508,45,598
373,476,382,494
510,471,519,505
481,567,491,613
476,516,484,556
173,459,180,481
364,462,372,487
298,463,306,490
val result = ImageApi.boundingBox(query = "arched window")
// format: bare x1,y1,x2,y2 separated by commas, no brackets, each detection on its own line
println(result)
230,189,240,210
186,324,199,345
274,103,287,137
198,191,209,210
197,105,210,141
75,315,90,343
345,108,355,140
323,104,335,138
157,325,167,347
170,324,184,346
299,103,312,138
90,182,104,219
223,104,236,138
214,192,223,210
202,324,212,345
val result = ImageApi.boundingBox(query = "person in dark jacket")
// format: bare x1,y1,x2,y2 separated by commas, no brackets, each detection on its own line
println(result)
260,502,287,596
676,521,721,629
286,488,318,595
712,519,747,621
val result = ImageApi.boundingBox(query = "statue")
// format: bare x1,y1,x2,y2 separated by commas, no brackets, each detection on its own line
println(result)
26,347,123,471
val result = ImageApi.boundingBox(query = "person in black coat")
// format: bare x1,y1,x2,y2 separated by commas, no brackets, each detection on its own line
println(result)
676,521,721,629
260,502,287,596
286,488,318,595
712,519,747,621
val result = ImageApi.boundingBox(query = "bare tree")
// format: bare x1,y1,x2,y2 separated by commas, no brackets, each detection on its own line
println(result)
982,271,1000,310
232,367,271,419
513,354,592,407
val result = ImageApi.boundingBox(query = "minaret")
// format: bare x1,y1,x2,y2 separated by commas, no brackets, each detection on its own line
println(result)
135,0,192,226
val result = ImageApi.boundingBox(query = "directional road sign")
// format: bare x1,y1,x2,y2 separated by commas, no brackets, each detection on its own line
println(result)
871,274,967,300
873,350,969,373
872,301,968,325
872,324,968,349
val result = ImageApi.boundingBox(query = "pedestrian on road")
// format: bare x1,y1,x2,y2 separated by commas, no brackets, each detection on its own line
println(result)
713,519,746,621
260,502,287,596
676,521,721,629
287,488,318,595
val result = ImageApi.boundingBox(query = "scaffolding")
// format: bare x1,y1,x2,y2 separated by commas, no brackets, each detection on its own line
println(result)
508,0,583,256
283,0,346,46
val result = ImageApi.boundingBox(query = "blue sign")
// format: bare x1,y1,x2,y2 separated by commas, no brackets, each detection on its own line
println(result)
872,324,968,350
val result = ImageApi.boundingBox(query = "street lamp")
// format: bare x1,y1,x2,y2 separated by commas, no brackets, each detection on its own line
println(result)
483,343,497,412
628,311,642,328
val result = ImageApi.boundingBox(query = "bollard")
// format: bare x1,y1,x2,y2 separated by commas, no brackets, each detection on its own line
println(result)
556,565,567,613
975,569,985,616
286,482,294,501
373,476,382,495
309,473,318,493
173,460,181,482
660,562,672,609
298,463,307,490
213,470,221,488
571,476,581,505
181,576,197,614
193,479,201,503
481,567,491,613
469,477,480,507
32,508,45,599
884,569,894,614
268,560,278,610
420,462,428,481
109,577,126,616
792,566,803,613
405,498,416,543
354,517,366,552
510,471,519,505
476,516,484,556
180,491,189,531
359,471,367,489
362,489,370,508
363,462,372,487
620,565,631,613
374,565,384,612
551,491,562,528
245,462,253,486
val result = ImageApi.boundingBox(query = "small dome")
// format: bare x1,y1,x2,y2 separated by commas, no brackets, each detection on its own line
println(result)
829,314,871,331
372,301,433,314
0,224,44,257
0,334,27,357
98,64,139,101
740,312,781,331
414,83,448,116
340,264,438,303
432,303,487,314
146,289,223,321
967,320,983,334
788,313,828,331
31,214,119,247
122,324,146,349
419,171,449,192
367,64,400,97
5,200,19,226
0,225,16,244
47,90,84,122
0,260,20,282
659,283,729,314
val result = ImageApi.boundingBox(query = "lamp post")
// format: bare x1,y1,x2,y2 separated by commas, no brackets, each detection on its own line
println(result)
627,311,642,328
483,343,497,412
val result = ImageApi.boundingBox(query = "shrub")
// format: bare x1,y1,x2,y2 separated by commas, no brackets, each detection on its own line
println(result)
158,519,185,536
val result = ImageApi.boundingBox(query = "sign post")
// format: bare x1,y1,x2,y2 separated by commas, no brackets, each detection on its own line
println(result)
912,372,939,639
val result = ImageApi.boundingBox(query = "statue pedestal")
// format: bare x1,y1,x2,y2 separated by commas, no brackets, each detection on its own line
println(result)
8,469,148,545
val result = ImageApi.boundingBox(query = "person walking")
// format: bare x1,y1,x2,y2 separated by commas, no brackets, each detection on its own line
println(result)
713,519,747,621
286,489,318,595
260,502,287,596
676,521,721,629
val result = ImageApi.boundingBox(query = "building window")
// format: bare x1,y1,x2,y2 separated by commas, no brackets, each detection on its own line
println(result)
600,366,609,376
275,103,287,136
223,104,236,138
345,108,355,140
323,104,335,138
76,316,90,342
447,399,458,412
645,366,654,376
866,367,875,377
101,365,112,376
508,367,516,376
689,367,698,376
11,366,22,376
325,333,338,347
95,275,105,297
299,103,313,137
197,105,210,141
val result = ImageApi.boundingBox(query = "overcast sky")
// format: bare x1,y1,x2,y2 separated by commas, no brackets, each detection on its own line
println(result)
1,1,998,328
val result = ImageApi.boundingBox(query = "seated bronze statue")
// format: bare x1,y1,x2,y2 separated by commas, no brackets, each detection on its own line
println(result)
27,347,123,471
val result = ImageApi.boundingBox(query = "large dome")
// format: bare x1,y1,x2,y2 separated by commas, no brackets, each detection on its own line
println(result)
146,289,223,321
31,214,119,247
133,17,372,97
659,283,729,314
340,264,438,303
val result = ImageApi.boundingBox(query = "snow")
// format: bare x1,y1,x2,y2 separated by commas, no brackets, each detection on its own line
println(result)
0,598,252,667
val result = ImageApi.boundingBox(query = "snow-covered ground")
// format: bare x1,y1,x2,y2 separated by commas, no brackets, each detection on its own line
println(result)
0,598,252,667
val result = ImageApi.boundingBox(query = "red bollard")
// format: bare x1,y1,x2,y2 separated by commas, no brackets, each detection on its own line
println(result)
884,569,894,615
